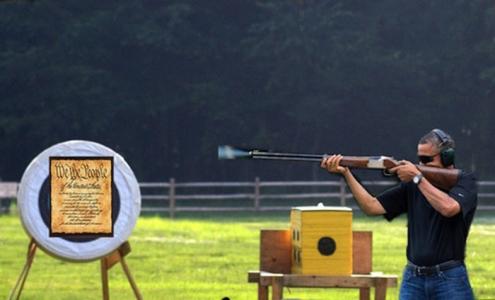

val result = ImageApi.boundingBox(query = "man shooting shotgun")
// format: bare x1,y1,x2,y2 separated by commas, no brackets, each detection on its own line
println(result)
219,128,477,299
321,129,477,300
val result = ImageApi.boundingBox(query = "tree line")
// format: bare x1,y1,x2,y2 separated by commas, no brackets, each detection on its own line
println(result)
0,0,494,182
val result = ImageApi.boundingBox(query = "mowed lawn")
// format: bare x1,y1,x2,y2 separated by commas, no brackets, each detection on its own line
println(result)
1,211,494,300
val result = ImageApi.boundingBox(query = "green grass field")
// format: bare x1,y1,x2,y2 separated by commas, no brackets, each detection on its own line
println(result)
1,211,494,300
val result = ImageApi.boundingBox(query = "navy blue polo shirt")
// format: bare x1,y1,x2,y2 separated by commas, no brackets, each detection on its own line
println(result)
376,171,477,266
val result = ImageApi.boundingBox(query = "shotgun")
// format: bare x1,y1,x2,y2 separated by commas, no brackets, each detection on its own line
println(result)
218,145,459,190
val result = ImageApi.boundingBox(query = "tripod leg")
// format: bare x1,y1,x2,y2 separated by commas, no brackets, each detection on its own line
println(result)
101,258,110,300
9,239,37,300
120,256,143,300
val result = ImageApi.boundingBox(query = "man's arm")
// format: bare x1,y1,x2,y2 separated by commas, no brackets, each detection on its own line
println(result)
321,155,385,216
418,177,461,217
390,161,460,217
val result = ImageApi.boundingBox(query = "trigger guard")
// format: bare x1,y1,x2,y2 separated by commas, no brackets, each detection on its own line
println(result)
382,169,394,177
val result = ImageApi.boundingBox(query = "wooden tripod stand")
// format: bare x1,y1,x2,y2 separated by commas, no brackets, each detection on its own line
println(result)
9,238,143,300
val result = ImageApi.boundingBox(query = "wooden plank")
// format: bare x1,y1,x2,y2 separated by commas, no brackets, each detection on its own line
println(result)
139,207,168,212
139,182,170,187
104,250,122,270
478,181,495,186
271,276,283,300
120,255,143,300
260,193,341,199
254,177,260,211
260,181,341,187
175,182,255,187
247,271,270,300
282,275,374,288
478,193,495,197
169,178,176,219
174,194,254,200
140,207,258,212
102,242,130,270
478,205,495,210
100,259,110,300
258,284,268,300
353,231,372,274
260,230,291,274
279,274,398,288
248,271,261,283
374,278,388,300
259,272,284,286
141,195,169,200
176,207,256,212
359,288,370,300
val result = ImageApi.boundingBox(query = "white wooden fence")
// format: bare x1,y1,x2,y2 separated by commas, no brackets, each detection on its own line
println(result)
2,179,495,217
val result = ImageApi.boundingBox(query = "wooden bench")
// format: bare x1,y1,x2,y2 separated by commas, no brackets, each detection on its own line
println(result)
248,270,397,300
247,230,398,300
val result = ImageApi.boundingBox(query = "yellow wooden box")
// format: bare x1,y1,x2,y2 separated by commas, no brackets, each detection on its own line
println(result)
291,206,352,275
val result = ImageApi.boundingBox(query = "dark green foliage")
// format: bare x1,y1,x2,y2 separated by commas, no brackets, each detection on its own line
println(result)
0,0,493,181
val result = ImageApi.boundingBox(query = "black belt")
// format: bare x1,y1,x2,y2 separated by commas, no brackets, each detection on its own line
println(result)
407,260,464,276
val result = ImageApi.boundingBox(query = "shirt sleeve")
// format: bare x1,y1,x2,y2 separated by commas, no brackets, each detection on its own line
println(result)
448,171,478,220
376,183,408,221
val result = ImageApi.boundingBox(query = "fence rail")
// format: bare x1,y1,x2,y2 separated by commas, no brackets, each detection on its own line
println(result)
2,179,495,217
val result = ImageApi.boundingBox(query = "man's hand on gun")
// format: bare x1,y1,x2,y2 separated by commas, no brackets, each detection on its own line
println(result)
320,154,349,175
389,160,421,183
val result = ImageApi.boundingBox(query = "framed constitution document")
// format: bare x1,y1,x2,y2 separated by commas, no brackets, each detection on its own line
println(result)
49,157,113,237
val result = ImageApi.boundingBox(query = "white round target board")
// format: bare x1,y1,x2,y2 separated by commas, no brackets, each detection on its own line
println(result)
17,140,141,261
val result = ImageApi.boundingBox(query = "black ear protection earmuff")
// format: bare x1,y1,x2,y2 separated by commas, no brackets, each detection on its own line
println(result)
432,129,455,167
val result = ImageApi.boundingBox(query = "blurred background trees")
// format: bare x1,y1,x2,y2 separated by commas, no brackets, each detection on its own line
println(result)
0,0,493,181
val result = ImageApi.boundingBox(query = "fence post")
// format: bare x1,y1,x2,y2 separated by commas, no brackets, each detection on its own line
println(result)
254,177,260,211
339,178,347,207
169,178,176,218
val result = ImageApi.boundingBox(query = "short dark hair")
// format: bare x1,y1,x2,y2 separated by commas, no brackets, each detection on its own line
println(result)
419,129,455,152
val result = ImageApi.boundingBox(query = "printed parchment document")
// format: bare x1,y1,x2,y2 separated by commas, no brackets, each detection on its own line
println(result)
50,157,113,237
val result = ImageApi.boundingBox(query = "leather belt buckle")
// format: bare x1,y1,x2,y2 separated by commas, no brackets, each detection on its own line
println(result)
415,266,437,276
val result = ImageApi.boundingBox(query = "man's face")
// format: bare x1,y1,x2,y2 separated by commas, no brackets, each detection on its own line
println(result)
417,142,443,168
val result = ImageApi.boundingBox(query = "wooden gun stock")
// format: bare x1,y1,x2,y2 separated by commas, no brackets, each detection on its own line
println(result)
339,156,459,190
415,165,459,191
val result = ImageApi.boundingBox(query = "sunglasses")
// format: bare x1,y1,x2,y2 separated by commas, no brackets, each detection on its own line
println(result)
418,155,437,164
